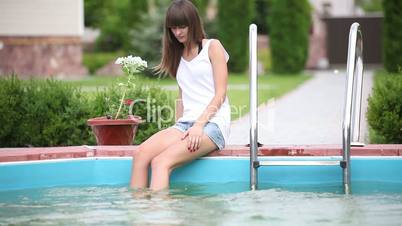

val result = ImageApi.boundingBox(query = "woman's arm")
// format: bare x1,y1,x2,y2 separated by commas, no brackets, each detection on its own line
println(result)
176,87,183,121
183,39,228,151
194,39,228,127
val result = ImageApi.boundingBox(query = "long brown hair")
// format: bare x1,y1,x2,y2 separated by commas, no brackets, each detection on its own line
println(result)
156,0,206,78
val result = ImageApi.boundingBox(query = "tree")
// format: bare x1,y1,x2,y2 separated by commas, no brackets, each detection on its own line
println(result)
268,0,311,74
84,0,107,28
95,0,148,52
192,0,209,18
253,0,271,34
217,0,255,73
383,0,402,73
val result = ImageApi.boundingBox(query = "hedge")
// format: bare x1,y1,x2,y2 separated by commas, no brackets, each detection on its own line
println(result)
268,0,311,74
217,0,254,73
0,76,174,147
0,76,94,147
367,72,402,143
382,0,402,73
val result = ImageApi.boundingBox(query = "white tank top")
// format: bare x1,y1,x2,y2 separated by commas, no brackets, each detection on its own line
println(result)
176,39,231,144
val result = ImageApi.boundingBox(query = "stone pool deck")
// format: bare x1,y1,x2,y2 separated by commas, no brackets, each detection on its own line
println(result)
0,144,401,162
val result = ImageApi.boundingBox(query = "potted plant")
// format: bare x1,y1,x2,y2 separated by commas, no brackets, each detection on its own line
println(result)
87,56,147,145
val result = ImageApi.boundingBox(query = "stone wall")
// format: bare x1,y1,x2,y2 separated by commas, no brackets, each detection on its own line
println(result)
0,36,87,78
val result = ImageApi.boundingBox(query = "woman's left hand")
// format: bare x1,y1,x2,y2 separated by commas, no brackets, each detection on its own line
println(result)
181,124,204,152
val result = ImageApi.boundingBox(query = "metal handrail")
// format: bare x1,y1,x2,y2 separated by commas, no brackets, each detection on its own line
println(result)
342,22,364,194
249,24,258,191
249,23,363,194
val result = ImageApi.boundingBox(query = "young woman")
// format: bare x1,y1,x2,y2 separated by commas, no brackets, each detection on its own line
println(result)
130,0,230,191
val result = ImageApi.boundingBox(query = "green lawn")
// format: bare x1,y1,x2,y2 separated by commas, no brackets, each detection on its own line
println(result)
65,73,311,120
65,74,176,89
227,73,311,119
83,52,124,74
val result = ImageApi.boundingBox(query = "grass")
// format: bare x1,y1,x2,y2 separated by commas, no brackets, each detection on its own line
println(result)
83,51,124,74
227,73,311,119
64,72,311,120
65,74,176,88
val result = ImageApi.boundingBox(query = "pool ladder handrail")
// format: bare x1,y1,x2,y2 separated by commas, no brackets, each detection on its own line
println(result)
342,22,364,194
249,24,258,191
249,23,364,195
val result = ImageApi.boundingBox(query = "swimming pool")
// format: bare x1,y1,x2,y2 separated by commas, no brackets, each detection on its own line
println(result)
1,156,402,191
1,156,402,225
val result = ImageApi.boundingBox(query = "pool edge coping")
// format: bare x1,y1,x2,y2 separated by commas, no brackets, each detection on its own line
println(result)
0,144,401,163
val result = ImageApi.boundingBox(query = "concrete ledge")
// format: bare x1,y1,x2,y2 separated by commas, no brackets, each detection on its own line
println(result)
0,144,401,163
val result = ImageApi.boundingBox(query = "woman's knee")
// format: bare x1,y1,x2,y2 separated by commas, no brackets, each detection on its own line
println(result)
150,155,173,173
133,145,153,167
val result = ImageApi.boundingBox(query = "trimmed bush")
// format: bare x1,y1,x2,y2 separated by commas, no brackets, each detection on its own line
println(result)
83,51,123,75
0,76,175,147
382,0,402,73
367,72,402,143
268,0,311,74
0,76,94,147
0,76,27,147
217,0,254,73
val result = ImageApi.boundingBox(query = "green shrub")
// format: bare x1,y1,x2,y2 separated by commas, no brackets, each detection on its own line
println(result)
129,4,166,74
253,0,272,34
204,18,219,39
0,76,175,147
0,76,94,147
192,0,209,17
258,46,272,72
268,0,311,74
83,51,123,75
382,0,402,73
0,76,26,147
217,0,254,73
84,0,107,28
95,0,148,52
367,72,402,143
356,0,382,12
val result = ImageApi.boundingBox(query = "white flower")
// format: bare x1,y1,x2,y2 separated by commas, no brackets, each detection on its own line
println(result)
115,55,147,74
111,55,147,119
115,57,124,65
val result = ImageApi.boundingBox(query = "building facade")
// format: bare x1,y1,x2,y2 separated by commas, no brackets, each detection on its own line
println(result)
0,0,87,78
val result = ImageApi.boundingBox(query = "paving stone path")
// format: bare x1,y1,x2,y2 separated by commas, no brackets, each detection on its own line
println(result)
227,70,374,145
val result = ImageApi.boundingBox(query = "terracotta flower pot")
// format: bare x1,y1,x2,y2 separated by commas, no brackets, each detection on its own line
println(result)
87,116,143,145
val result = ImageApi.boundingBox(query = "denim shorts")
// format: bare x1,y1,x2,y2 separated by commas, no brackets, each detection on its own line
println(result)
171,121,225,150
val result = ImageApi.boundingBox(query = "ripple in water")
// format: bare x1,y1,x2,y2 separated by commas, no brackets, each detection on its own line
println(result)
0,182,402,226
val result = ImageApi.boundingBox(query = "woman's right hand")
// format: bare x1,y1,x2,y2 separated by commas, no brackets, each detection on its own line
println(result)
181,124,204,152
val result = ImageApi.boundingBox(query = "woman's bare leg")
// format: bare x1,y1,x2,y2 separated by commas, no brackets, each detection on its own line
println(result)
149,134,218,191
130,128,183,189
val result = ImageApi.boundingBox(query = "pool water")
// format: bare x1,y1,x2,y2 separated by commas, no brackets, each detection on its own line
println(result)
1,182,402,226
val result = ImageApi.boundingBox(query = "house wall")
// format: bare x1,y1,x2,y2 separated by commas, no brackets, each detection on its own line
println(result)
0,0,86,77
324,16,383,64
0,0,84,36
309,0,355,16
